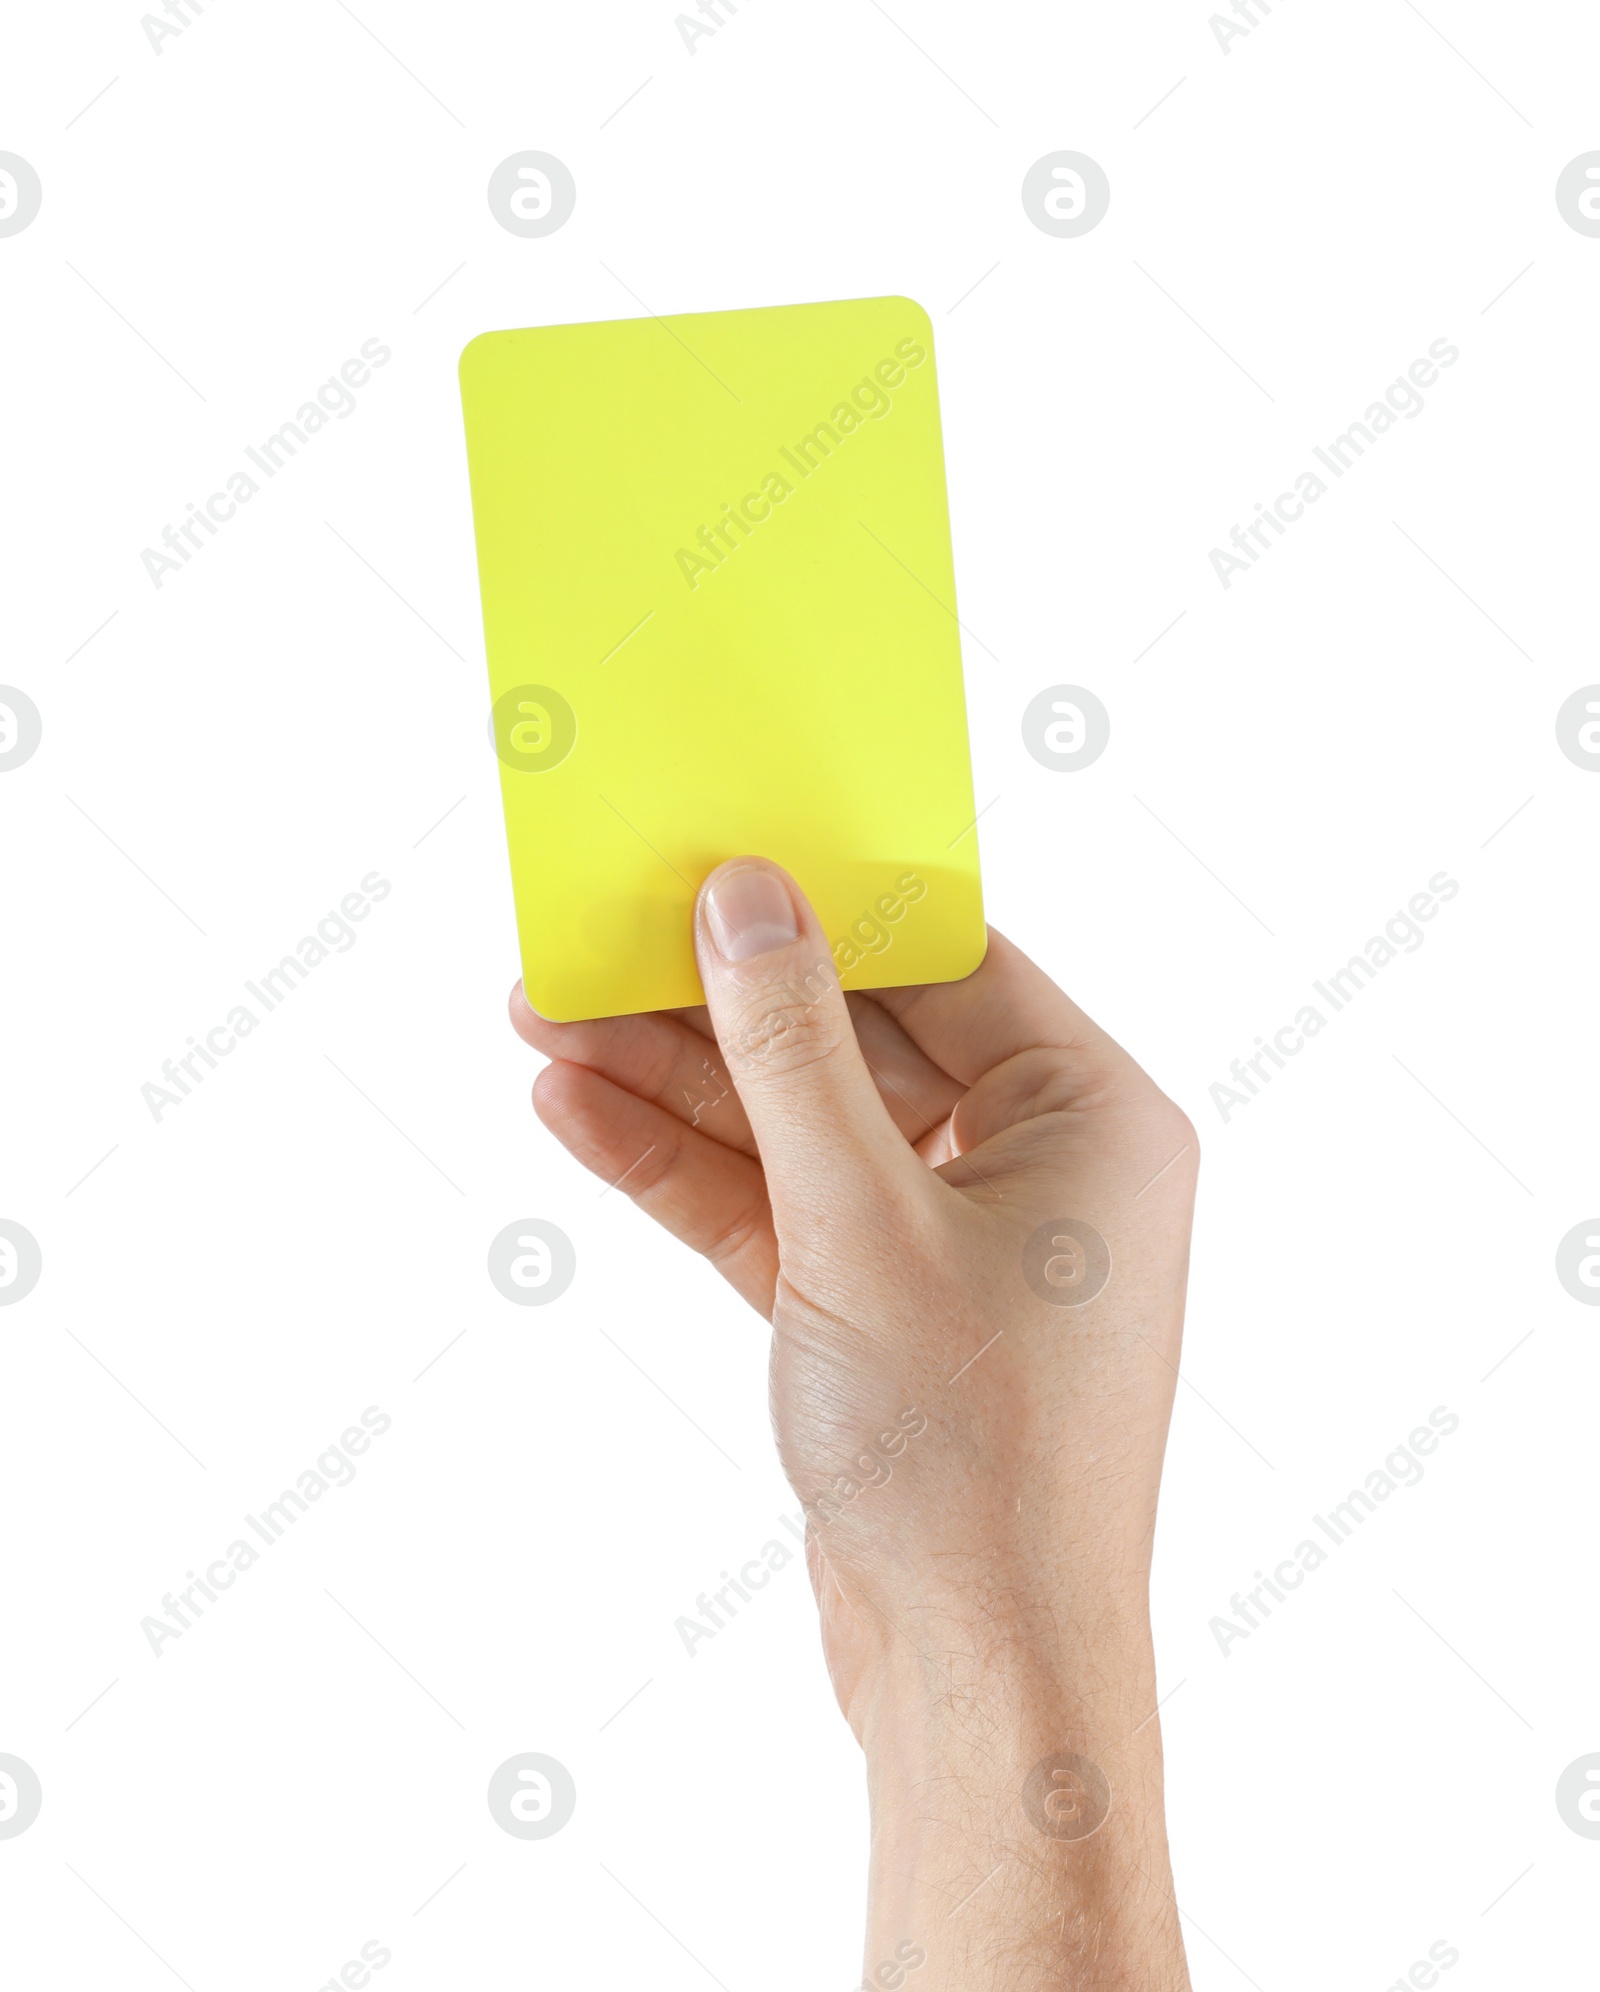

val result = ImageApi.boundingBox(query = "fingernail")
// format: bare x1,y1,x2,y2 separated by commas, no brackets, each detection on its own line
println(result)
703,867,799,963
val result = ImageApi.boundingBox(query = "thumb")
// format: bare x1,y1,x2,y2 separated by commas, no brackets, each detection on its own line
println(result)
694,859,923,1240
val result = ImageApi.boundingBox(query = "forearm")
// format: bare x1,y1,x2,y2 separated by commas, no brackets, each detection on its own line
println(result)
517,867,1200,1984
857,1623,1189,1990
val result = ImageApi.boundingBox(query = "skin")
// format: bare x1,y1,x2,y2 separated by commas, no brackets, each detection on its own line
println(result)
511,857,1197,1989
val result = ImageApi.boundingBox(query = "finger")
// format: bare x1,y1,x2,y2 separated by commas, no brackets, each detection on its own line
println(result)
511,982,757,1157
662,1003,715,1038
532,1061,778,1313
669,991,965,1151
870,927,1136,1089
510,983,960,1159
693,859,929,1242
845,991,966,1149
949,1044,1123,1154
943,1044,1198,1200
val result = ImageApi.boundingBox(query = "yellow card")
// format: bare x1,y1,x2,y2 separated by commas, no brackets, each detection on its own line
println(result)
459,294,986,1021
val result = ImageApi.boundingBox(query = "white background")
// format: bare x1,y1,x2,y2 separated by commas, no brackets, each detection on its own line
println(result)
3,1,1598,1986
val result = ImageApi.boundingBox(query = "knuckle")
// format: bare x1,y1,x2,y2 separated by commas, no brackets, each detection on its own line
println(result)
619,1127,684,1198
1171,1106,1201,1172
735,1004,846,1080
722,963,845,1081
701,1201,769,1269
1030,1052,1117,1118
1132,1095,1201,1186
1146,1088,1198,1152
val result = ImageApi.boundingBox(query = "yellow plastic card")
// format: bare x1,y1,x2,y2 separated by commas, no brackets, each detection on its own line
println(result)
459,294,986,1021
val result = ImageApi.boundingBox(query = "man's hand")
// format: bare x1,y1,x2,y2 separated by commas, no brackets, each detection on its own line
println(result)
511,857,1196,1988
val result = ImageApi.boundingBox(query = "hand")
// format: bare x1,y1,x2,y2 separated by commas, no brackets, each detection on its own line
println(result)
511,857,1196,1988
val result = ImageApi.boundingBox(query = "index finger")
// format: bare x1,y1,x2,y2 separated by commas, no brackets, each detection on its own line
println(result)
864,927,1128,1088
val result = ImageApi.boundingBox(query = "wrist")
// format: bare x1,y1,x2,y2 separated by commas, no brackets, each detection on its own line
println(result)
859,1603,1155,1755
854,1615,1188,1990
